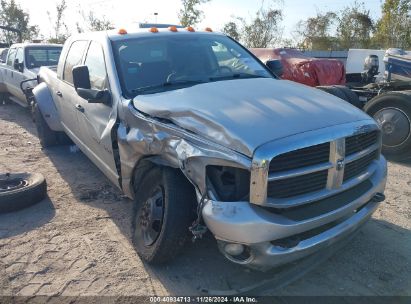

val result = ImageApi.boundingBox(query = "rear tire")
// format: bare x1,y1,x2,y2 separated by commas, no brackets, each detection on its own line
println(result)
364,92,411,161
132,166,196,264
33,103,59,148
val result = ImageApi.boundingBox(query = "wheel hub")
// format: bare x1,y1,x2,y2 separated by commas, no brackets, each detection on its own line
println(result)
382,121,394,134
0,178,28,193
138,187,165,246
374,107,411,147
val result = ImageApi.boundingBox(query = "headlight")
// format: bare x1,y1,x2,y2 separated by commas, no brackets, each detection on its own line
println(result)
206,165,250,201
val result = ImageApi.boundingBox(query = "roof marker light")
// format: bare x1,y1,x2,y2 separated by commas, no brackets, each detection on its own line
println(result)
118,28,128,35
150,27,159,33
186,26,195,32
169,26,178,32
205,27,213,32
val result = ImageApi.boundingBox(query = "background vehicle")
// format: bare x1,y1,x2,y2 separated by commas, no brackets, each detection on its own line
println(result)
0,48,9,63
0,43,62,107
32,28,386,271
254,47,411,160
346,51,411,161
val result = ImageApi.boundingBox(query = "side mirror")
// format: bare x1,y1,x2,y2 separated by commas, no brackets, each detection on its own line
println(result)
14,59,24,73
266,59,283,78
72,65,91,90
72,65,110,104
77,88,110,104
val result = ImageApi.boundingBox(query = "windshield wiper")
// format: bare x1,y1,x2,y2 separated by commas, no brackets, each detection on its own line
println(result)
209,73,268,81
132,80,206,95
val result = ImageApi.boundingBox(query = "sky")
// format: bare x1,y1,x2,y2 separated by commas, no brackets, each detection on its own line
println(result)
15,0,384,41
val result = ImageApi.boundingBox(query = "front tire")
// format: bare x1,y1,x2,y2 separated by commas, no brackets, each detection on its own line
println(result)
365,92,411,161
132,167,196,264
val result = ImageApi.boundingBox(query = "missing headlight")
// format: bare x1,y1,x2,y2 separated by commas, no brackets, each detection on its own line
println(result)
206,166,250,201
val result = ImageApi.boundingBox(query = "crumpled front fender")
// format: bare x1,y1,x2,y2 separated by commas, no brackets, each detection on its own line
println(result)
118,103,251,199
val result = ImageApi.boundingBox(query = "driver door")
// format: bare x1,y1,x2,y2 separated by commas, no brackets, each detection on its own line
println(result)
74,41,118,181
57,40,89,137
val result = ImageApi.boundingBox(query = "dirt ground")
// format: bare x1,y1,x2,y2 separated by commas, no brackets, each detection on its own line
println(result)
0,102,410,297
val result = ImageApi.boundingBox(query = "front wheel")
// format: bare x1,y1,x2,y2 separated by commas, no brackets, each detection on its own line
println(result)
132,167,196,264
365,92,411,161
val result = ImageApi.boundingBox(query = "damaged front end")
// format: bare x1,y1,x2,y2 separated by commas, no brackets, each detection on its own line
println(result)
118,102,252,202
118,99,387,272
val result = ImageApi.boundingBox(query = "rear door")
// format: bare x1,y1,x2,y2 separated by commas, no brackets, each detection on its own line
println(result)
74,41,118,179
56,40,89,137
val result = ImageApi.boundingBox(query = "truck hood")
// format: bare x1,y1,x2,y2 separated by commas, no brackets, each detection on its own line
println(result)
133,78,371,157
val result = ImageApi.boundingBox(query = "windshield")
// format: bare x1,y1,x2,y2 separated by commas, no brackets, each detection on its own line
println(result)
25,47,62,68
112,34,273,97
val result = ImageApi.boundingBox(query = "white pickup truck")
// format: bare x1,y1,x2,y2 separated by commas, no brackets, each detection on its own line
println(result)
0,43,62,107
32,28,387,271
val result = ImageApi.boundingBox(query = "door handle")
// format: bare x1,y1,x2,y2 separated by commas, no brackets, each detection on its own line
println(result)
75,104,84,112
56,91,63,97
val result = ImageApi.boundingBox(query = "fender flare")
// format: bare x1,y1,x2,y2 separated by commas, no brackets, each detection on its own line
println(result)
32,82,64,132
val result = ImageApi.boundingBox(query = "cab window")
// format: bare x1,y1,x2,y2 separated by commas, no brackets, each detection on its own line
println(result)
63,40,88,84
6,48,16,66
26,47,62,68
84,41,108,90
15,48,24,65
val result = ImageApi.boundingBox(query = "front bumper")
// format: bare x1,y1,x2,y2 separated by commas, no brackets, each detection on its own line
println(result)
202,157,387,271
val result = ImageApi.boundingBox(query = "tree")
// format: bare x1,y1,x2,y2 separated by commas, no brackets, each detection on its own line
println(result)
295,11,337,50
336,2,374,49
0,0,39,44
222,21,240,41
223,1,283,48
76,10,114,33
239,6,283,48
87,12,114,31
178,0,210,27
47,0,68,44
374,0,411,49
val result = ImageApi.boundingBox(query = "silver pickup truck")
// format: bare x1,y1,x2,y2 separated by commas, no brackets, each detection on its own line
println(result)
0,43,62,107
32,28,387,271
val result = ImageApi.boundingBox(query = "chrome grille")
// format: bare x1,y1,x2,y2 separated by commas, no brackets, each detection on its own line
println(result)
344,151,378,182
267,170,328,199
269,143,330,172
346,131,379,156
261,129,380,205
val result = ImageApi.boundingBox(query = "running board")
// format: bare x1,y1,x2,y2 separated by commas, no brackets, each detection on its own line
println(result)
9,96,29,108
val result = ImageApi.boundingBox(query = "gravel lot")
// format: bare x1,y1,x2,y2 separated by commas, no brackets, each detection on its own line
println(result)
0,103,410,297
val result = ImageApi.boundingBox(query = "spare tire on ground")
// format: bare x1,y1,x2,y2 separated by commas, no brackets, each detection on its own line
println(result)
0,172,47,213
317,85,363,109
